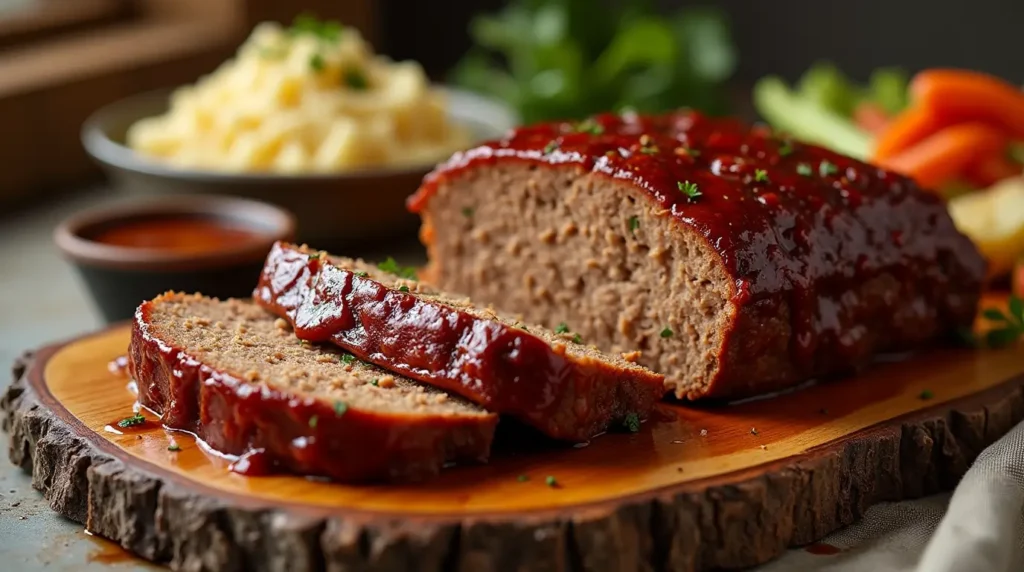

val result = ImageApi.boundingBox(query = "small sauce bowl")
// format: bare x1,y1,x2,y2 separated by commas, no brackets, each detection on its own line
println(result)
55,195,296,323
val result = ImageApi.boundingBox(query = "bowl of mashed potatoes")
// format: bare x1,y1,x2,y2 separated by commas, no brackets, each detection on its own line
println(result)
82,16,517,248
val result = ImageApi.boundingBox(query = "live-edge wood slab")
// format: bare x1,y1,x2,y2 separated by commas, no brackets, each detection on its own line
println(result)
3,320,1024,572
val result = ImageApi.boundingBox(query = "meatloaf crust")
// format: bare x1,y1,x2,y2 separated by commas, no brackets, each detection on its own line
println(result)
407,110,987,400
254,241,664,441
130,292,497,482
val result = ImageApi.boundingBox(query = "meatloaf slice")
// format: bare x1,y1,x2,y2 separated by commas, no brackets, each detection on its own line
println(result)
406,110,987,401
253,241,664,442
129,292,496,483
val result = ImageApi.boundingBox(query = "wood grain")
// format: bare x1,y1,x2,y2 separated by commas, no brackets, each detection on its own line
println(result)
3,324,1024,571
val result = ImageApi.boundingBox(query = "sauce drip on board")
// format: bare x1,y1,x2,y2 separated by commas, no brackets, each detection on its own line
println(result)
88,216,264,254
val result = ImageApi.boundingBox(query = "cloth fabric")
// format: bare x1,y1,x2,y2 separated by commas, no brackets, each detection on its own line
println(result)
757,421,1024,571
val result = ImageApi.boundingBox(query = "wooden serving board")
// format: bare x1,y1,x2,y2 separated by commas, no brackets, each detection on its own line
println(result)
4,319,1024,572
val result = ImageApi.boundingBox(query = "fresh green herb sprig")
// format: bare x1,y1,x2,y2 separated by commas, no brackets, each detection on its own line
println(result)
623,412,641,433
677,180,701,199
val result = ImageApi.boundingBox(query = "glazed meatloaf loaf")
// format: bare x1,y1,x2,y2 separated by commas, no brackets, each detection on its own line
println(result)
407,110,987,400
254,241,664,442
129,292,497,482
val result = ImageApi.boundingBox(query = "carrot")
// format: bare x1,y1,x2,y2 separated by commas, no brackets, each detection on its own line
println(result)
871,105,945,161
876,122,1007,190
965,153,1023,188
853,101,890,135
911,69,1024,140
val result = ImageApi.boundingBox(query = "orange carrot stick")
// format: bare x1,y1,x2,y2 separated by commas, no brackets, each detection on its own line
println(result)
871,105,944,161
876,122,1007,190
911,69,1024,139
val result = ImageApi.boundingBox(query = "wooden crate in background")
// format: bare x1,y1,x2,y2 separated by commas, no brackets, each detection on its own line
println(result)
0,0,377,207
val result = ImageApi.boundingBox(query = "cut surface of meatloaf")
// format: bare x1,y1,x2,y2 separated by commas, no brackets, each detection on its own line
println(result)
253,241,664,442
129,292,497,482
406,110,987,401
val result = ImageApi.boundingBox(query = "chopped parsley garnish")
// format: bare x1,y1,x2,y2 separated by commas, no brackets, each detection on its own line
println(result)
461,207,474,218
778,140,794,157
289,13,343,42
308,252,323,261
677,180,701,199
571,333,582,344
976,296,1024,348
167,443,181,452
378,256,417,280
309,415,319,428
543,140,559,154
334,401,348,416
117,413,145,428
343,67,369,90
660,327,673,338
623,412,641,433
640,145,659,155
554,322,570,334
545,475,558,488
754,169,770,183
309,53,326,72
398,285,410,292
919,389,934,400
628,216,639,233
574,118,604,135
819,160,839,177
340,354,356,365
353,271,368,277
370,379,379,386
796,163,813,177
517,474,530,482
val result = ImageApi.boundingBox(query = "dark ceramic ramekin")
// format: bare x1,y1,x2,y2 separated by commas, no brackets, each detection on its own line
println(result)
55,195,296,323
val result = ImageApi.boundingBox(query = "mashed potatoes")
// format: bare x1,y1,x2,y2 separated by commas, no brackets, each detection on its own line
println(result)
126,19,472,173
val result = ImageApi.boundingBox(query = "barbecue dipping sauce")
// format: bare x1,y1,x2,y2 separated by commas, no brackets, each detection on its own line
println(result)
90,216,262,253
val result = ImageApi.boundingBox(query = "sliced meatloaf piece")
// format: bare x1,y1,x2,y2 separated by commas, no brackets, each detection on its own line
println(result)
129,292,497,482
406,110,987,401
253,241,664,442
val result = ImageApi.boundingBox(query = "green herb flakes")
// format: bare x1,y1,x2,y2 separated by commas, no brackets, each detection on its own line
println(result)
555,322,570,334
571,333,582,344
778,141,794,156
754,169,770,183
378,256,417,280
545,475,558,488
354,271,369,277
628,216,639,233
309,415,319,428
309,53,326,72
574,118,604,135
343,67,369,90
167,443,181,452
340,354,356,365
919,389,934,400
677,180,701,199
660,327,674,338
398,285,410,292
819,160,839,177
543,140,559,154
461,207,474,218
117,413,145,428
796,163,813,177
334,401,348,416
623,412,641,433
370,379,379,386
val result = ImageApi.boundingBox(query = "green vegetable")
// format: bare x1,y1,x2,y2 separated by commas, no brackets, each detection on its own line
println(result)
452,1,737,123
628,216,639,233
978,296,1024,348
623,412,641,433
340,354,356,365
797,62,863,117
571,333,582,344
868,67,910,115
752,76,872,161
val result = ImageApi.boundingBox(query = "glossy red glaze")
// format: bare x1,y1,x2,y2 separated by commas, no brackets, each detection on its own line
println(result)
127,299,497,483
408,110,987,387
254,242,664,442
89,216,263,255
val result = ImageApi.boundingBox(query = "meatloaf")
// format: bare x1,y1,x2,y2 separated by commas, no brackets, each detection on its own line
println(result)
129,292,496,482
406,110,987,400
254,241,664,441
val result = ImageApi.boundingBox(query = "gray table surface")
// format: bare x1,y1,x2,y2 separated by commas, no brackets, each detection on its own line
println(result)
0,188,428,570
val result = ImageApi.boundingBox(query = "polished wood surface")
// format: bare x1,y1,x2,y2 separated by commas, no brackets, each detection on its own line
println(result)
39,320,1024,517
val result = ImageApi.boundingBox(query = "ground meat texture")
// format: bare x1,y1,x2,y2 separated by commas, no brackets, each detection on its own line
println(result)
407,110,986,400
129,292,496,483
253,242,664,442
